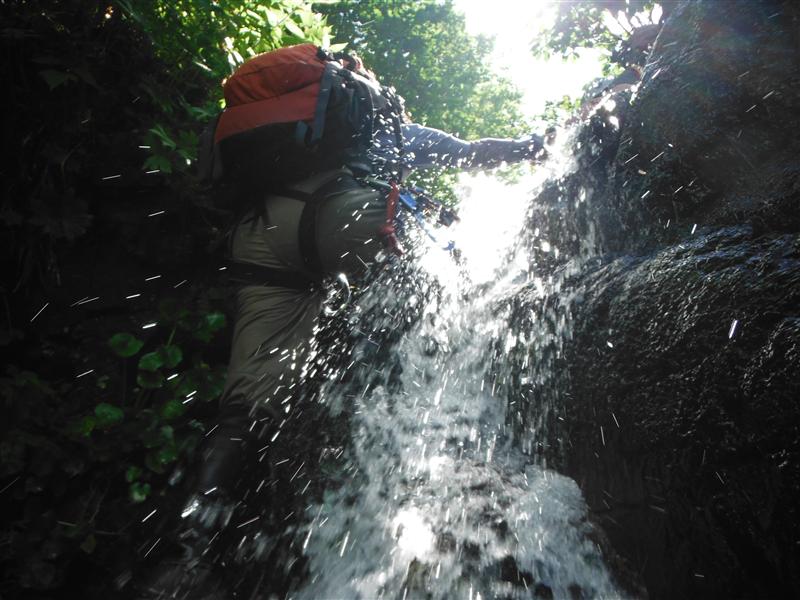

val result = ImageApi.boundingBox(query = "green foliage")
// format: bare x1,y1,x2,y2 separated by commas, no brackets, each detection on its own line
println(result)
320,0,530,199
529,1,663,125
125,465,142,483
129,481,151,503
1,294,228,592
1,0,333,297
532,1,662,72
117,0,333,174
137,345,182,372
541,95,582,127
141,125,199,174
324,0,526,137
193,311,227,342
119,0,331,76
137,369,164,390
3,3,126,291
94,403,124,428
106,307,227,499
109,333,144,358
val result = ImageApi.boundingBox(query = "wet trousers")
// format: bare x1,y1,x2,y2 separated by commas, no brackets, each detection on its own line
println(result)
199,169,388,491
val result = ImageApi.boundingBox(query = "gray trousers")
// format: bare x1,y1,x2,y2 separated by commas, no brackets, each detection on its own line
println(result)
220,169,387,418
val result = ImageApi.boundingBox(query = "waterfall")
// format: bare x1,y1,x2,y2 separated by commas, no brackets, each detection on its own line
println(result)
292,146,624,599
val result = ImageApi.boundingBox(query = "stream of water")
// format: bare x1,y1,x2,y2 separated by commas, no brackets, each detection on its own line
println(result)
292,152,623,599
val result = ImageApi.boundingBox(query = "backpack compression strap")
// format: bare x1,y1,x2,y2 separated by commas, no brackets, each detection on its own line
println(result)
224,260,319,290
294,60,340,147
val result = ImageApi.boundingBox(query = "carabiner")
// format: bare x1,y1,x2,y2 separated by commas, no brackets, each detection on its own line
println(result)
323,272,352,316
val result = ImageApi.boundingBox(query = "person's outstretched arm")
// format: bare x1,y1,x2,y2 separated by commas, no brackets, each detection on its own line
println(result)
402,123,546,171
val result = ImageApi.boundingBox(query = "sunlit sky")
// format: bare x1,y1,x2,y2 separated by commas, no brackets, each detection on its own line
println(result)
422,0,611,284
454,0,606,121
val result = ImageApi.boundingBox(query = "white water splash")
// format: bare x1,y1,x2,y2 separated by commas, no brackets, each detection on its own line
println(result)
294,157,623,599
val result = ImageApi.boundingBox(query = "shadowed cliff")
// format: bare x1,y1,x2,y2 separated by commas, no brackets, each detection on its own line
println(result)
506,1,800,597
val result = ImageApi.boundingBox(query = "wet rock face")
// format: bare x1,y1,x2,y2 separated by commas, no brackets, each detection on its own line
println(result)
514,1,800,598
616,0,800,249
557,229,800,598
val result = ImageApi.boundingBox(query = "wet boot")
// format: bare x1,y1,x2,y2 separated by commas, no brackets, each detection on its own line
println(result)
135,411,257,599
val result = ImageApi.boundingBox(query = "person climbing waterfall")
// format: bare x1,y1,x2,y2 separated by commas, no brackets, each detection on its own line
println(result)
136,45,552,598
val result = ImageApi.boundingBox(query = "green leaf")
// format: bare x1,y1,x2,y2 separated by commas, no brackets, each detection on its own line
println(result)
65,415,95,438
142,154,172,174
204,311,226,331
194,311,227,342
284,19,307,39
207,368,226,401
160,425,174,442
141,424,175,448
174,371,198,397
79,416,96,437
94,403,124,428
157,444,178,465
148,125,177,149
137,370,164,389
177,129,198,151
109,333,144,358
138,351,163,372
145,451,165,473
159,398,185,421
130,481,151,503
125,465,142,483
158,345,183,369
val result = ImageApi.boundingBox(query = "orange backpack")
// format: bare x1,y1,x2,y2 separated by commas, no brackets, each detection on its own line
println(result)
201,44,403,186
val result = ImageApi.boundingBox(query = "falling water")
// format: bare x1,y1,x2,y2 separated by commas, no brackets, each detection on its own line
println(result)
292,145,623,599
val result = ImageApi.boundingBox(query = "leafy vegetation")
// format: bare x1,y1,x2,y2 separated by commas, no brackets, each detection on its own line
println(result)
527,1,665,126
532,0,664,73
1,289,230,592
118,0,334,176
0,0,330,595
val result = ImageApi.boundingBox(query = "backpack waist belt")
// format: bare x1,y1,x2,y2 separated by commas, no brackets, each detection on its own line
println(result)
225,260,318,291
